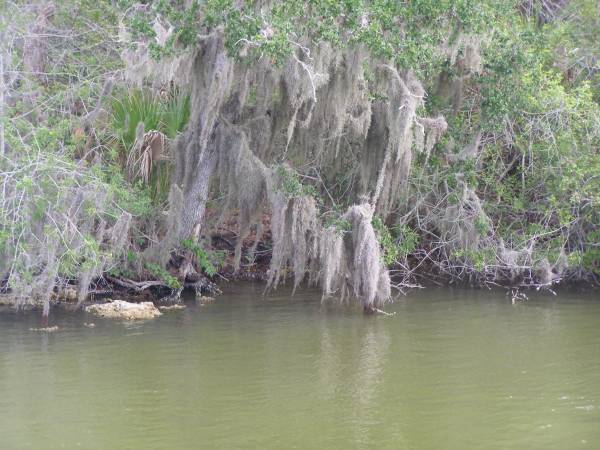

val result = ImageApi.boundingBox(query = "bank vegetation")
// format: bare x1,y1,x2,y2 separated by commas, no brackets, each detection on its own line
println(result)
1,0,598,316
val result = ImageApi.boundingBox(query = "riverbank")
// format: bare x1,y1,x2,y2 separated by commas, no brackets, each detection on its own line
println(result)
0,213,598,315
1,265,597,320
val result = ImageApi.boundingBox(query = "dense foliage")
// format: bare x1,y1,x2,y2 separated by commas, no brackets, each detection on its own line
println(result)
1,0,598,312
121,0,599,284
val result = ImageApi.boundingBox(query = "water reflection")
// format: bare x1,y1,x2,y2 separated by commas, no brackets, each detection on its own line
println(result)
0,285,598,449
351,319,391,449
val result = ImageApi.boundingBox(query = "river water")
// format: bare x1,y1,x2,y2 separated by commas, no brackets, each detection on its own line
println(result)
0,283,599,449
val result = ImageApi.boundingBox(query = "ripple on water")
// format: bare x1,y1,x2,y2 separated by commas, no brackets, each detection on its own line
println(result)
0,285,599,450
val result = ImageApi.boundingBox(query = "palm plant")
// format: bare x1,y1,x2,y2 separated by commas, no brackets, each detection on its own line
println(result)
111,89,190,203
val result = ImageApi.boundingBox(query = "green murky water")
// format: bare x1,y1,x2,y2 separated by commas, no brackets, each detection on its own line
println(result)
1,284,599,449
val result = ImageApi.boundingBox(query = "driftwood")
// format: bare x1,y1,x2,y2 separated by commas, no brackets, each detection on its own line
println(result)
105,275,166,292
105,271,219,295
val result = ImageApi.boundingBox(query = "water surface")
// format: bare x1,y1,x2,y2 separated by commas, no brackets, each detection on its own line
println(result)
1,284,599,449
